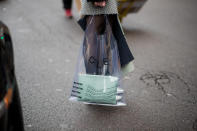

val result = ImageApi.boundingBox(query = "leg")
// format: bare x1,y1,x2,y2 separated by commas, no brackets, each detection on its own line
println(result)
86,15,106,35
63,0,73,18
62,0,72,9
84,15,107,74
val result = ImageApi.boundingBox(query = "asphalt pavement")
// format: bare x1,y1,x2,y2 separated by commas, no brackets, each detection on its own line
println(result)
0,0,197,130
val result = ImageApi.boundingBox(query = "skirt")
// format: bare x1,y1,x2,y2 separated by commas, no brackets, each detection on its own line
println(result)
80,0,118,15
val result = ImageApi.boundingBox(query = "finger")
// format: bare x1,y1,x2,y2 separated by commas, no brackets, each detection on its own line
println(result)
98,1,106,7
94,2,99,6
94,1,106,7
101,1,106,6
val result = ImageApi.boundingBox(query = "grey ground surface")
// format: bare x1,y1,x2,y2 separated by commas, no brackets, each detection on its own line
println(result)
0,0,197,130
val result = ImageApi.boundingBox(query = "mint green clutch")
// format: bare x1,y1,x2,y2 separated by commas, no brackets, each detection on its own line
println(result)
76,74,119,104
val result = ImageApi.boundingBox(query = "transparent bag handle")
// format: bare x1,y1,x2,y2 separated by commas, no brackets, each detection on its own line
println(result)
85,15,113,34
85,15,95,33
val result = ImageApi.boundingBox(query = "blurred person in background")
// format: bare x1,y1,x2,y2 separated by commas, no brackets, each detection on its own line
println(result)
62,0,73,18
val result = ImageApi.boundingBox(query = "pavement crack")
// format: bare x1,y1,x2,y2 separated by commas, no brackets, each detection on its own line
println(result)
140,71,197,104
165,71,191,93
140,72,170,95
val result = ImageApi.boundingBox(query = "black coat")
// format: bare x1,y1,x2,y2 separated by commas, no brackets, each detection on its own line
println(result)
78,15,134,67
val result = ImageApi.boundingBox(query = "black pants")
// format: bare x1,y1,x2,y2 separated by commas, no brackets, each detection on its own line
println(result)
63,0,72,9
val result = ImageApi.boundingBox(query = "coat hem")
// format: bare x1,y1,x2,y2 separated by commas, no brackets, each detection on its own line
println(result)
80,12,118,16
